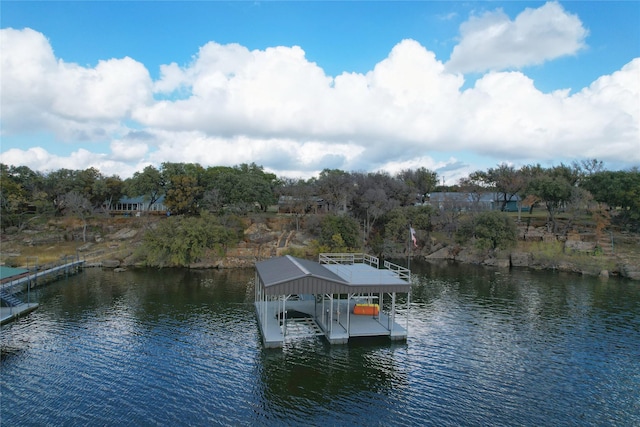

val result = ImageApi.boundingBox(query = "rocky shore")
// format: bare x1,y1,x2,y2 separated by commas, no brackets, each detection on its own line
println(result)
423,225,640,281
2,217,639,281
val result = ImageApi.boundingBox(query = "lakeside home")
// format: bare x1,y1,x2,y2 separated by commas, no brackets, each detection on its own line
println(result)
109,196,168,216
425,192,530,212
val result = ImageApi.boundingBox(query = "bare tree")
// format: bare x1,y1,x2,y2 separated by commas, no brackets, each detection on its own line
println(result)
277,178,316,231
316,169,354,214
58,191,93,242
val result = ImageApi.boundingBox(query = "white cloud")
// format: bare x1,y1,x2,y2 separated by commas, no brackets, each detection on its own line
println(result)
110,139,149,161
1,24,637,181
136,39,463,147
141,131,366,179
1,146,147,178
452,58,640,162
446,2,588,73
0,27,153,141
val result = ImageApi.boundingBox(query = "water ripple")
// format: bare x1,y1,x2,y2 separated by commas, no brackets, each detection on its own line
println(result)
2,266,639,426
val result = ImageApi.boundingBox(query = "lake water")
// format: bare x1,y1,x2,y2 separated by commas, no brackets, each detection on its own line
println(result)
2,261,639,426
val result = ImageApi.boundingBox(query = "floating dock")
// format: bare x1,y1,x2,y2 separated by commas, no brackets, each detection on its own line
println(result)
255,253,411,348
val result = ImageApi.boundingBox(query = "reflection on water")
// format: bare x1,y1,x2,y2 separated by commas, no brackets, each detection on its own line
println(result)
1,262,639,426
259,337,410,424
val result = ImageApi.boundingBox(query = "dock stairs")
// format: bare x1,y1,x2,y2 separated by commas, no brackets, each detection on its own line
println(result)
0,290,23,307
283,317,325,340
596,232,614,256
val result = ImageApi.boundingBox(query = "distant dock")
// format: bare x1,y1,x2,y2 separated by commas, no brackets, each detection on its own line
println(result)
0,260,85,325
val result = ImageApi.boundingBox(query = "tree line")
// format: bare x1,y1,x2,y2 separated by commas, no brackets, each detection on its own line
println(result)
1,160,638,264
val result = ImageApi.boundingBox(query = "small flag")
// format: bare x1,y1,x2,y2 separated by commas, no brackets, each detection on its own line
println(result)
410,226,417,248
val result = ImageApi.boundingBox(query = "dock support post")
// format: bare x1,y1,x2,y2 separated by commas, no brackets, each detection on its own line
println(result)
406,290,410,334
390,292,396,334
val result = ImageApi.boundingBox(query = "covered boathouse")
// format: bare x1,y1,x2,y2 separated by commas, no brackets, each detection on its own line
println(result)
254,253,411,348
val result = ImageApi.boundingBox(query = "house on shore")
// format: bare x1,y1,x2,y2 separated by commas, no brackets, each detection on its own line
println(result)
109,196,168,216
425,192,530,213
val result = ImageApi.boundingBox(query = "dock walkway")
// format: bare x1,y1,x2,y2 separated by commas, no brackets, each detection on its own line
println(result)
1,303,39,325
1,260,85,291
0,260,85,325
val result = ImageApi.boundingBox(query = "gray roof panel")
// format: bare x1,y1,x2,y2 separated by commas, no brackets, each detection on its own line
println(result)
255,255,410,295
255,255,347,287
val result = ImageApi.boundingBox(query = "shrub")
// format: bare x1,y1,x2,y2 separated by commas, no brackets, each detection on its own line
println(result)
318,214,361,251
138,211,237,267
456,211,517,250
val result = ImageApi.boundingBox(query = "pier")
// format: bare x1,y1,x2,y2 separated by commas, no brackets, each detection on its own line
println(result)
255,253,411,348
0,260,85,325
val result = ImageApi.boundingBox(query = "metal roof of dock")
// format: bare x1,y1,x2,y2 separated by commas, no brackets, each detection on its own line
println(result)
0,266,29,281
255,254,411,295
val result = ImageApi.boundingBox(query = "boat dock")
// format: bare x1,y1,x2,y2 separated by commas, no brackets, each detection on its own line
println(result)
255,295,408,347
255,253,411,348
0,260,85,325
0,302,39,325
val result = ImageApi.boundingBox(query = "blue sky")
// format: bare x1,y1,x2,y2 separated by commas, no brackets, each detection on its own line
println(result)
1,1,639,182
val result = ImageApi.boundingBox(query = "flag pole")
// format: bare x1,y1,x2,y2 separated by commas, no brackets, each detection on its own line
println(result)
409,225,418,271
408,224,412,271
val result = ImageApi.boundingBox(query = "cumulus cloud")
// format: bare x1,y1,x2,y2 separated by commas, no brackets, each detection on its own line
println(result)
454,58,640,162
446,2,588,73
135,39,463,149
1,20,638,180
0,27,153,141
110,139,149,161
1,146,148,178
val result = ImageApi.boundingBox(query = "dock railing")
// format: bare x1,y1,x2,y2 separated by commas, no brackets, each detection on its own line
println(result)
319,253,410,281
319,253,379,268
383,260,411,280
1,258,85,293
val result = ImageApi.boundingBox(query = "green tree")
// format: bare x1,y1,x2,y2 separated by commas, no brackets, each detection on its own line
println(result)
140,212,237,267
396,167,438,202
92,175,123,213
43,168,78,213
516,164,544,220
161,162,206,214
75,167,104,208
383,207,410,245
582,169,640,230
528,166,574,233
486,164,527,212
456,211,517,251
124,165,165,211
164,175,203,215
206,164,276,213
1,164,30,229
318,214,360,251
315,169,354,213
